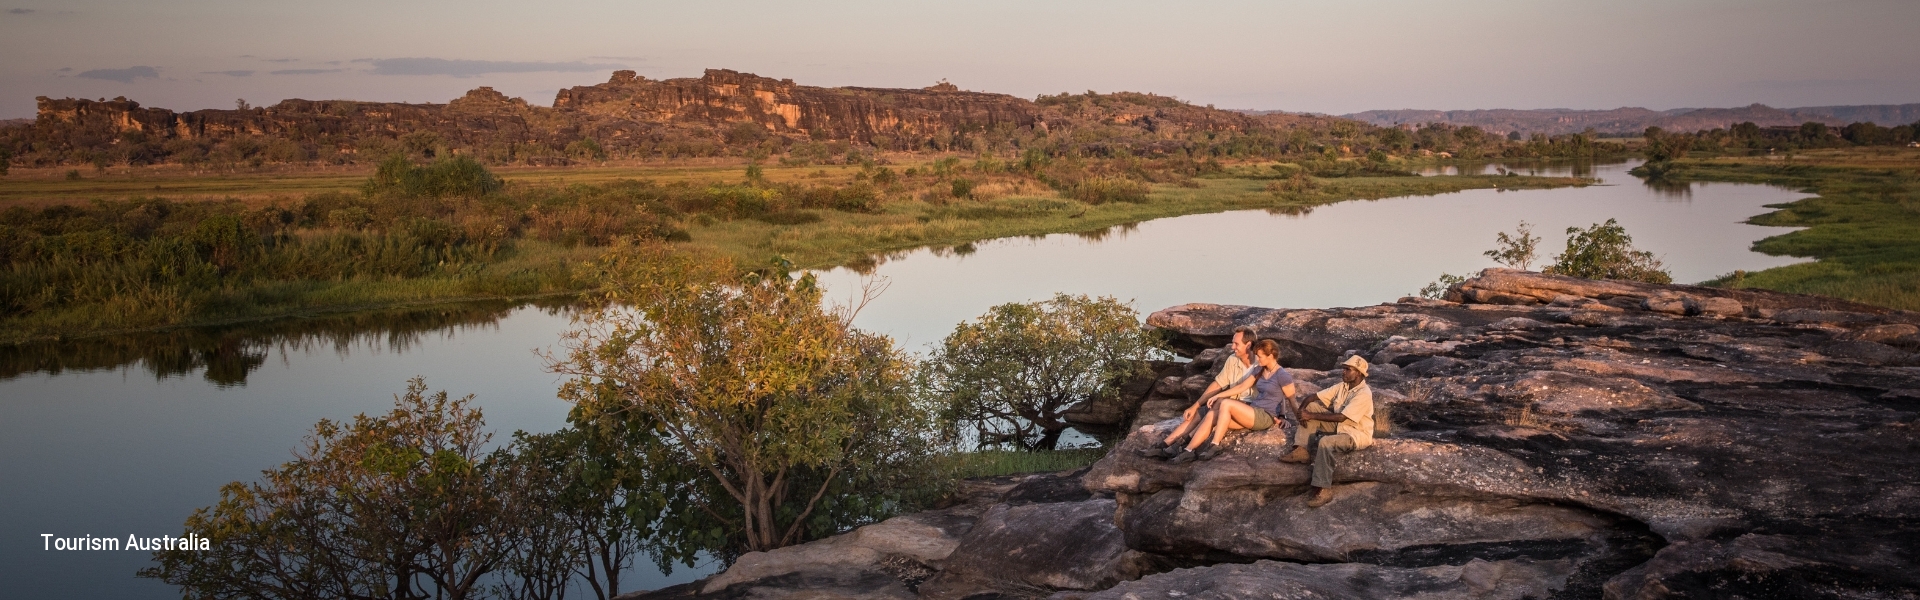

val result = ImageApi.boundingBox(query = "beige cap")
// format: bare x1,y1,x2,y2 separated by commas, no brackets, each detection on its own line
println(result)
1337,355,1370,377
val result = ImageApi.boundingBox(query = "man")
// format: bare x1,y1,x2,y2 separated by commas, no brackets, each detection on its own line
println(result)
1282,355,1374,508
1139,326,1258,458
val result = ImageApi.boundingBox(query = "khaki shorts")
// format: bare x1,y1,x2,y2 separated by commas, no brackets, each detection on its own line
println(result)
1249,408,1275,431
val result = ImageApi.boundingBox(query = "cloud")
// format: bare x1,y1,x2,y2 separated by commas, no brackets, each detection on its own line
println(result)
205,70,255,77
57,67,70,72
270,68,345,75
8,8,34,14
262,58,299,63
77,66,159,83
356,57,622,78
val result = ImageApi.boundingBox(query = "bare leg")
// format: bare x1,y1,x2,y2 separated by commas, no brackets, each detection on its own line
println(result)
1184,405,1219,450
1162,403,1207,445
1207,401,1261,445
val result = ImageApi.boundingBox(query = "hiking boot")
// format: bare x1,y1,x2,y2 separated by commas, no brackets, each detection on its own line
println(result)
1167,449,1199,465
1280,447,1310,464
1306,487,1335,508
1195,442,1222,461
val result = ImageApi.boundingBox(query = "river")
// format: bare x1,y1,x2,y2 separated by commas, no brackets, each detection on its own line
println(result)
0,160,1811,598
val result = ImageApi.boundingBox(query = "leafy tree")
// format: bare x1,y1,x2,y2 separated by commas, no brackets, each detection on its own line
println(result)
0,146,12,176
550,243,933,553
140,378,534,600
924,293,1162,451
1484,221,1540,270
1544,218,1671,284
1643,126,1692,163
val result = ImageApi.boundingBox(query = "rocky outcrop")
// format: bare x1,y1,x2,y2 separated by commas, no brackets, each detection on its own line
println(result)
628,270,1920,599
553,69,1042,147
1095,269,1920,598
8,69,1352,167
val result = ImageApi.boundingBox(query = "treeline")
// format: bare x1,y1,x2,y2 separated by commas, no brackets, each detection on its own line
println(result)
1643,120,1920,161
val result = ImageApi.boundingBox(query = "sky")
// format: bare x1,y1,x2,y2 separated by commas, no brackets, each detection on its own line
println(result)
2,0,1917,119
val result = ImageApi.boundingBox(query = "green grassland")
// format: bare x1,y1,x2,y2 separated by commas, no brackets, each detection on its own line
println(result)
0,158,1586,343
1656,148,1920,310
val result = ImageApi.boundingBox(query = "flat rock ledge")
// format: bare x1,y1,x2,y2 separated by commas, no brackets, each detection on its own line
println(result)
625,270,1920,599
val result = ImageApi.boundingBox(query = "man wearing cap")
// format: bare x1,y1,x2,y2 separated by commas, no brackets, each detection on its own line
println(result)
1282,355,1375,508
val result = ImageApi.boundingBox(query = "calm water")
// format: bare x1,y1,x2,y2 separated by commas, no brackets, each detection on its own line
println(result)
0,161,1809,598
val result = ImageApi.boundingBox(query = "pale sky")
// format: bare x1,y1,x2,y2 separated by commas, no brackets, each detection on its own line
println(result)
3,0,1917,119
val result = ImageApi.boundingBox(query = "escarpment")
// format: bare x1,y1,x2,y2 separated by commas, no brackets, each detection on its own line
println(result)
9,68,1343,167
628,269,1920,599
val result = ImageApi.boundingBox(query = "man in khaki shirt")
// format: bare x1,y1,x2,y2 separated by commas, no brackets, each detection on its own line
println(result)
1140,326,1256,458
1282,355,1374,507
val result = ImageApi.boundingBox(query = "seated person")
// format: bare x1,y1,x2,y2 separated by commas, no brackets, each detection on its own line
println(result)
1282,355,1376,508
1168,339,1297,464
1140,326,1257,458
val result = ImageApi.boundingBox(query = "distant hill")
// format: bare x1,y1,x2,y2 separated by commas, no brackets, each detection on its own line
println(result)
1339,103,1920,136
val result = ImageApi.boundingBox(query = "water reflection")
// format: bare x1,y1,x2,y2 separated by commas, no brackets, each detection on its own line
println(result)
0,300,568,385
1416,159,1605,179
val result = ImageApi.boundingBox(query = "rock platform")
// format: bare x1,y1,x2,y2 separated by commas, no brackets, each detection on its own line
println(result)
626,270,1920,599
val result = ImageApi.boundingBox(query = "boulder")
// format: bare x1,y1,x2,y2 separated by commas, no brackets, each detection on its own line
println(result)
698,508,979,598
918,499,1140,599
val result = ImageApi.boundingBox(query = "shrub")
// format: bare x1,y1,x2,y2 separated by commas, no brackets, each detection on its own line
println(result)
1064,177,1150,204
1484,221,1540,270
365,155,505,198
1545,219,1672,283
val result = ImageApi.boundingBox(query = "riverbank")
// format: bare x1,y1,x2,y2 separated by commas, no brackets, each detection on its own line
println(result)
0,161,1588,344
1642,147,1920,310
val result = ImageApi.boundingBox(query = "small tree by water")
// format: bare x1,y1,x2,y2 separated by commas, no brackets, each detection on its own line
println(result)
550,243,936,553
923,294,1162,451
1484,221,1540,270
1544,218,1672,284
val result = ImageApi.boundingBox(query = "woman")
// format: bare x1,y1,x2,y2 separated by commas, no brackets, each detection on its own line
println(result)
1168,339,1296,464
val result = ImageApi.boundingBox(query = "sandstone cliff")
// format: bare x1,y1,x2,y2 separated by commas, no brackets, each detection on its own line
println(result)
4,69,1349,168
633,269,1920,599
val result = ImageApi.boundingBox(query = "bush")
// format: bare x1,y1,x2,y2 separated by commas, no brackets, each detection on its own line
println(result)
1064,177,1150,204
1484,221,1540,270
365,154,505,198
1545,219,1672,283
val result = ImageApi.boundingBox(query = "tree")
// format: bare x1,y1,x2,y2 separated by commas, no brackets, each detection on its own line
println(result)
924,294,1162,451
550,243,932,553
1643,126,1692,163
1544,218,1672,284
140,378,534,600
1484,221,1540,270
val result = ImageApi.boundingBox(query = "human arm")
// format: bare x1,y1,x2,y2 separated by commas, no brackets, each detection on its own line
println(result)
1300,385,1350,422
1206,368,1261,407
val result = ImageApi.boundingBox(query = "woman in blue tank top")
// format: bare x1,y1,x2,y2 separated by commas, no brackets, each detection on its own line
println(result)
1168,339,1297,463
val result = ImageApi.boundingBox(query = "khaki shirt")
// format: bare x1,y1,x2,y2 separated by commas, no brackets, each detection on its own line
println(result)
1213,353,1253,402
1313,382,1375,449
